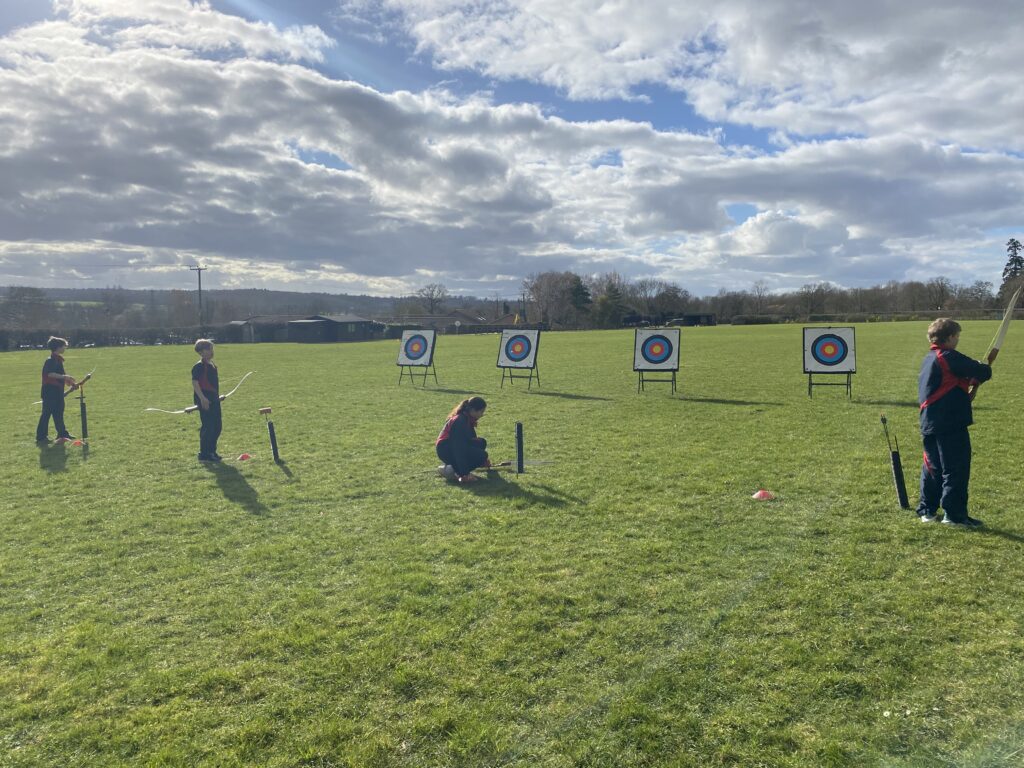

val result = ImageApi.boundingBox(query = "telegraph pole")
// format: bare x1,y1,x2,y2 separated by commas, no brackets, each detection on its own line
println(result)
188,265,207,329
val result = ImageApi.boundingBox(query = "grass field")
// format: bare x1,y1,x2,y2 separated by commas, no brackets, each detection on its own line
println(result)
3,322,1024,767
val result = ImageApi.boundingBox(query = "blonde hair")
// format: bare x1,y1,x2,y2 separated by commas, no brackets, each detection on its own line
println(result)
927,318,961,346
194,338,214,353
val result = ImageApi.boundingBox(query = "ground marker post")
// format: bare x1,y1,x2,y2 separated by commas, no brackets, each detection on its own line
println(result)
880,414,910,509
260,407,281,462
515,422,524,474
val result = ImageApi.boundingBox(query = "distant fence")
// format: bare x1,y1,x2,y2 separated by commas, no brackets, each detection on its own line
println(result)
0,326,214,351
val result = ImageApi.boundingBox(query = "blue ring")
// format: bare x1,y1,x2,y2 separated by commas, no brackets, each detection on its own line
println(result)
404,334,429,360
811,334,848,365
505,334,532,362
641,334,673,364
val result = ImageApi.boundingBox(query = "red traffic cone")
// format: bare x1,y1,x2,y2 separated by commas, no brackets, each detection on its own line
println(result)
751,489,776,501
238,453,252,461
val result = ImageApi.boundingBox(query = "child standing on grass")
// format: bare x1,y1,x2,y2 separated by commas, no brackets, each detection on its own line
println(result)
436,396,490,484
36,336,78,443
192,339,222,463
916,318,992,527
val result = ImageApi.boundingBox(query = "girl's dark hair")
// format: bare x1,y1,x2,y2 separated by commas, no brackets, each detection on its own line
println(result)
448,396,487,420
46,336,68,352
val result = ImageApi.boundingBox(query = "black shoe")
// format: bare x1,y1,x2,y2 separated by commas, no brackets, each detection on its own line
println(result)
198,453,214,462
942,516,983,528
59,434,75,440
212,453,223,461
36,437,51,444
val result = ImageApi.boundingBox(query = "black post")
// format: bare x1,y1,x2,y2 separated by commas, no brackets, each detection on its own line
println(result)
268,420,281,462
515,422,524,474
79,390,89,441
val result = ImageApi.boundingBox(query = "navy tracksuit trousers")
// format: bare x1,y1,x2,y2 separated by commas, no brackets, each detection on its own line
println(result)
36,389,70,441
917,428,971,523
198,397,222,456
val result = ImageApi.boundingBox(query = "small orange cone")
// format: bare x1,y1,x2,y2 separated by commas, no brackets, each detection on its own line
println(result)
752,489,776,500
238,453,252,461
72,440,83,447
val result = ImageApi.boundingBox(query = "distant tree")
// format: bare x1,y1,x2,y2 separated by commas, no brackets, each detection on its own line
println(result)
102,287,129,319
415,283,449,314
797,283,831,316
523,271,586,328
591,282,628,328
2,286,51,328
650,284,691,320
568,274,592,319
1000,238,1024,301
925,277,953,310
751,280,770,314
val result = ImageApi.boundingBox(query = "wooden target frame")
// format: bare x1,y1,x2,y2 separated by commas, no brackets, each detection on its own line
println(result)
803,326,855,398
634,328,680,394
497,329,541,389
397,330,438,386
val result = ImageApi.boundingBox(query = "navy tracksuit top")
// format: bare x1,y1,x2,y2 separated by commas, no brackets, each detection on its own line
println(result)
918,345,991,435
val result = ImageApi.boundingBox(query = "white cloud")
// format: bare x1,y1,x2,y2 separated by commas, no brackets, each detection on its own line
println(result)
0,0,1020,296
352,0,1024,150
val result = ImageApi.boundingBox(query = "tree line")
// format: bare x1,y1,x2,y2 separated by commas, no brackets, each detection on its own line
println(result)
3,239,1021,334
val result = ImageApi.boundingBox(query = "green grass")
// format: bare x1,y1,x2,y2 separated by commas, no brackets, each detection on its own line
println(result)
3,323,1024,767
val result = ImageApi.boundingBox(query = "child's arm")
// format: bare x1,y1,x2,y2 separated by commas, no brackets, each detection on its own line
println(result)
948,351,992,384
192,379,210,410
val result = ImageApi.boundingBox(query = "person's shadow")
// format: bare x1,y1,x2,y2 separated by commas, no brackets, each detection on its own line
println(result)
202,462,268,514
38,442,68,473
462,471,578,507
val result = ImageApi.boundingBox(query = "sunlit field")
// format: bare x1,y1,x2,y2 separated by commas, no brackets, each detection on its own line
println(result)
3,322,1024,767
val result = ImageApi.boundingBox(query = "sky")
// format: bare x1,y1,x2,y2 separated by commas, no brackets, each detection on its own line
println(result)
0,0,1021,298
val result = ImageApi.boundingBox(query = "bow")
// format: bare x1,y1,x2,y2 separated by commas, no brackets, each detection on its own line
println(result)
32,365,96,405
64,366,97,398
969,286,1021,401
145,370,255,415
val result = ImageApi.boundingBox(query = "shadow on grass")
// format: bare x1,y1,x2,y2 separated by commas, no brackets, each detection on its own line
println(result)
857,399,920,408
463,471,579,507
420,388,477,397
275,460,295,480
38,443,67,473
526,391,613,402
202,462,268,514
978,527,1024,545
681,396,785,406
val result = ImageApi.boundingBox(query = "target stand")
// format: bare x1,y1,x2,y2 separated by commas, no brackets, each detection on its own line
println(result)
397,330,439,386
497,330,541,389
501,365,540,389
634,328,680,394
399,363,438,386
637,369,677,394
803,327,855,398
807,371,852,398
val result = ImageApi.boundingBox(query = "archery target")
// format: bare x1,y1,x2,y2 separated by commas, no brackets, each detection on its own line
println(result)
497,329,540,368
803,327,856,373
397,329,436,366
634,328,680,371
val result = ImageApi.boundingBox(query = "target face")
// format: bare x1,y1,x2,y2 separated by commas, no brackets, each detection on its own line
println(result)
397,329,436,366
634,328,680,371
803,327,856,373
497,329,540,368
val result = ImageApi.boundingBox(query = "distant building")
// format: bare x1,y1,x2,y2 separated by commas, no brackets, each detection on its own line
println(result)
666,314,717,327
223,314,382,343
287,314,381,343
